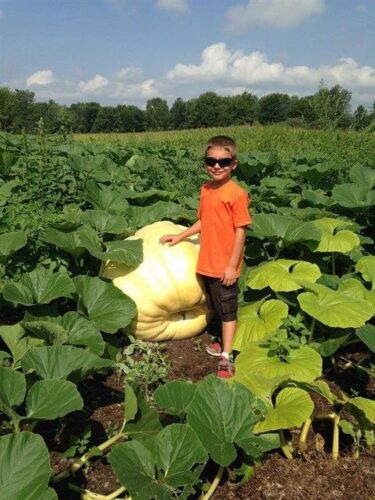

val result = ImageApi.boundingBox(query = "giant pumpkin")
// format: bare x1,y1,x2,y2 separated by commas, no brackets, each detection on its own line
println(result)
101,221,210,341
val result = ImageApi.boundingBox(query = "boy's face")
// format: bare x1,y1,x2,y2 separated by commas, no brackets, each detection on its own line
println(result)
204,147,238,185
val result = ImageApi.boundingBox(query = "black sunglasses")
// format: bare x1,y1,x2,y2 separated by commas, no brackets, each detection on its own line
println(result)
204,157,234,168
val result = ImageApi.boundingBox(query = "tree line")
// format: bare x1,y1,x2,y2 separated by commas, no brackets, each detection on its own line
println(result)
0,83,374,135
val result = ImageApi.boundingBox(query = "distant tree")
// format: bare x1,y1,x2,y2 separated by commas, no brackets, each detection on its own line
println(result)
0,87,16,131
309,81,352,129
170,97,188,129
145,98,170,130
187,92,227,128
117,105,145,132
352,105,371,130
91,106,122,132
70,102,101,132
223,92,258,125
288,95,317,123
256,93,291,124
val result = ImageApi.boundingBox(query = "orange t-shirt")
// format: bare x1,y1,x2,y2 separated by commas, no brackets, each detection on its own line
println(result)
196,179,252,278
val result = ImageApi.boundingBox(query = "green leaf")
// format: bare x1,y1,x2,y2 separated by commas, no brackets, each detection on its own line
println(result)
0,231,27,263
110,424,208,500
348,397,375,424
85,181,129,215
332,183,375,208
124,388,162,443
0,432,57,499
89,239,143,266
247,259,321,292
127,201,195,229
356,256,375,290
3,267,75,306
21,345,113,381
236,432,281,459
315,329,351,357
311,218,360,253
254,388,314,433
74,275,137,333
25,379,83,420
80,209,128,234
349,164,375,188
233,300,288,350
356,324,375,353
125,383,138,423
0,323,43,368
187,375,266,466
250,214,321,246
298,282,374,328
235,344,322,398
41,225,101,258
0,367,26,409
154,380,197,416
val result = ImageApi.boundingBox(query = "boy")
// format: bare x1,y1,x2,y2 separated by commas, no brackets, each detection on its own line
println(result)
159,136,251,378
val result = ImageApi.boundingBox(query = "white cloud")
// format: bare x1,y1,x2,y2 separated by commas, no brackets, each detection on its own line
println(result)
156,0,188,14
112,66,144,82
166,43,375,92
26,70,55,86
78,74,109,92
226,0,325,31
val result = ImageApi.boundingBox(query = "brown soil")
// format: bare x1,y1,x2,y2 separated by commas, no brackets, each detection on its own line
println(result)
47,332,375,499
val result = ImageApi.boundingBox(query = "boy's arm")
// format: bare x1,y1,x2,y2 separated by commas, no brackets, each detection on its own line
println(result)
221,226,246,286
159,220,201,246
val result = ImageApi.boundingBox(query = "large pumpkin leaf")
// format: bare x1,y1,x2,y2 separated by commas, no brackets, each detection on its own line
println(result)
0,432,57,499
297,281,374,328
254,388,314,433
332,184,375,208
349,164,375,189
0,367,26,409
235,344,322,399
85,180,129,214
293,160,340,184
0,323,43,368
311,218,360,253
233,299,288,350
74,275,136,333
89,239,143,266
337,278,375,310
21,345,113,381
355,324,375,353
3,267,75,306
247,259,321,292
356,255,375,290
41,225,101,258
110,424,208,500
128,201,195,229
25,379,83,420
80,209,128,234
250,214,321,246
348,397,375,424
0,231,27,263
154,380,197,416
187,375,266,466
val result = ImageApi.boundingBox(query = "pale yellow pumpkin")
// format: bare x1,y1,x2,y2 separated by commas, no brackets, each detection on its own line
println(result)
101,221,210,341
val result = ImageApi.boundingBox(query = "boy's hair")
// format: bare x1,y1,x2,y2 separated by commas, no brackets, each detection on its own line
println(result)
204,136,237,159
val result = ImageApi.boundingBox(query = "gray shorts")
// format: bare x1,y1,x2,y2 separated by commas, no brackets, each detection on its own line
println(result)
200,275,239,322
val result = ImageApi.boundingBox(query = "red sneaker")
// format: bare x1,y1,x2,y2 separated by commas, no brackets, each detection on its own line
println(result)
217,356,235,378
205,342,222,357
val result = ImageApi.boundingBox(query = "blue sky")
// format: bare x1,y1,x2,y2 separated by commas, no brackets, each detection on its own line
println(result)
1,0,374,109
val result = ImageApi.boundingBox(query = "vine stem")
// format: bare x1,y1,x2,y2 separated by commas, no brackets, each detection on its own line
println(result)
332,415,340,460
201,465,224,500
279,430,293,460
299,418,312,451
308,318,317,344
68,483,129,499
71,431,125,472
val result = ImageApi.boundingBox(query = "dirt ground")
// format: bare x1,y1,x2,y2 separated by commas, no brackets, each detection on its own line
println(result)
47,331,375,499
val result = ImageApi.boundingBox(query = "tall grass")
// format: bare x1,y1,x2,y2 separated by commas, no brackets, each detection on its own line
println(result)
75,124,375,168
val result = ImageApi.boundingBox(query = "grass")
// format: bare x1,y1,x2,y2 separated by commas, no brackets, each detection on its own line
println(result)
74,124,375,168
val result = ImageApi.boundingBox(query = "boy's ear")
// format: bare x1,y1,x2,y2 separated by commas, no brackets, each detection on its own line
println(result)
231,159,238,171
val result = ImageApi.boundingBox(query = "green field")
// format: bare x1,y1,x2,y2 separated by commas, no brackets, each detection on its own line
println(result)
75,124,375,168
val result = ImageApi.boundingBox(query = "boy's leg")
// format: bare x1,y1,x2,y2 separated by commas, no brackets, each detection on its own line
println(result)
222,319,236,355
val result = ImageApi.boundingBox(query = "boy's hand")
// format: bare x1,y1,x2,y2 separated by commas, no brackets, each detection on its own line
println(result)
159,234,182,246
221,266,237,286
